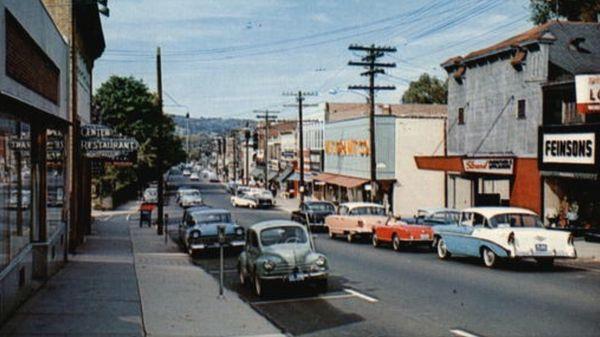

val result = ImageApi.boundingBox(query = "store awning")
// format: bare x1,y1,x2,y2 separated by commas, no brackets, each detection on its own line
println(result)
414,155,464,172
277,166,294,183
313,172,368,188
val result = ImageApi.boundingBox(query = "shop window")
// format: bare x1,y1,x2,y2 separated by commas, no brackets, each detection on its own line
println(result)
0,117,32,268
47,129,66,237
458,107,465,125
517,99,526,119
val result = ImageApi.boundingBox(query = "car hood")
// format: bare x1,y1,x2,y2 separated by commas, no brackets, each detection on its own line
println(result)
190,222,239,235
261,244,315,265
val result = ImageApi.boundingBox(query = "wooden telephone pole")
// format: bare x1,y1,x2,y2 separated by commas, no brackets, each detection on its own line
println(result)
254,110,279,187
156,46,164,235
284,91,318,204
348,44,396,203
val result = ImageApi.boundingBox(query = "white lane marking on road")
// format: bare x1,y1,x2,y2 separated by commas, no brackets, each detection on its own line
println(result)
450,328,484,337
252,293,355,305
343,288,379,303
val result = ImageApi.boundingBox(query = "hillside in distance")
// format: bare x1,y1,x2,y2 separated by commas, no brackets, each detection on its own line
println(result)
169,114,256,135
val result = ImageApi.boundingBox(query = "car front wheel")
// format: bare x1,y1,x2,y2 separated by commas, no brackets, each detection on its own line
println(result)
437,238,451,259
238,264,247,286
372,232,380,248
482,247,497,268
392,234,401,252
346,233,354,243
254,274,267,297
314,279,328,293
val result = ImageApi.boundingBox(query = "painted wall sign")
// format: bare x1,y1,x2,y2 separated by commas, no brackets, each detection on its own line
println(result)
324,139,370,156
462,158,514,175
542,132,595,164
576,74,600,114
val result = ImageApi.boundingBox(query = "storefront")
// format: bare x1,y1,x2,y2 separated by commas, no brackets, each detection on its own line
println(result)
416,155,540,212
538,124,600,231
0,0,70,322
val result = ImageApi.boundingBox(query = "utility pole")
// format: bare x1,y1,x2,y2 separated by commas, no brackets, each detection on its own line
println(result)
244,126,250,185
348,44,396,203
284,91,317,204
255,110,279,188
221,137,227,180
186,112,190,163
215,138,221,177
156,46,164,235
231,130,238,183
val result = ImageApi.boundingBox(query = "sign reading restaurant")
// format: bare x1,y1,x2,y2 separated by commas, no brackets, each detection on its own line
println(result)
538,124,600,174
576,74,600,114
462,158,514,175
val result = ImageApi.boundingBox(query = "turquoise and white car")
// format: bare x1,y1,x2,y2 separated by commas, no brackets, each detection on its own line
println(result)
434,207,577,268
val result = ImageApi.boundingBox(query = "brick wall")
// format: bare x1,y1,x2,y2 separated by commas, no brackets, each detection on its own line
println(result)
5,10,60,104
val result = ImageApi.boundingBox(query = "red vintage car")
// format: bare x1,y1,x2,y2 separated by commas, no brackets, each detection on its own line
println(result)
371,218,434,251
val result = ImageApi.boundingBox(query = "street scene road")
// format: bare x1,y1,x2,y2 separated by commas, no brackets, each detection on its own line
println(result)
167,177,600,337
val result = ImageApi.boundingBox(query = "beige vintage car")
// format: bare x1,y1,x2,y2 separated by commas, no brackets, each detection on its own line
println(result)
325,202,388,243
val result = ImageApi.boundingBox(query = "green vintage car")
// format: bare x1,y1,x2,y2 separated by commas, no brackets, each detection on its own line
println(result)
238,220,329,297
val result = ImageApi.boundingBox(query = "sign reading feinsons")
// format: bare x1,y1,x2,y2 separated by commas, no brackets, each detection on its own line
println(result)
538,125,600,174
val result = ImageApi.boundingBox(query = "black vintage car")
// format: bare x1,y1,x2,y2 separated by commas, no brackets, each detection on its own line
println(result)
291,201,336,231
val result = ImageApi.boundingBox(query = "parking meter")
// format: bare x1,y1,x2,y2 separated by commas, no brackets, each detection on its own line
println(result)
217,225,226,297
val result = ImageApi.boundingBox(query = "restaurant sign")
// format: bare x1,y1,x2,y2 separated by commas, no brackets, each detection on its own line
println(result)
462,158,514,175
81,124,139,162
576,74,600,114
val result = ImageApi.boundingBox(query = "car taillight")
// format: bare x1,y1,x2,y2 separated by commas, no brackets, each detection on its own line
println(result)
568,234,574,245
507,232,515,245
358,220,365,228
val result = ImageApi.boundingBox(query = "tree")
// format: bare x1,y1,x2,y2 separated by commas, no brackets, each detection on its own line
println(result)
93,76,186,197
401,73,447,104
529,0,599,24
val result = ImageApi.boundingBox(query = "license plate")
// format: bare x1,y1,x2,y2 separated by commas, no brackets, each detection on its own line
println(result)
535,244,547,252
288,272,305,282
420,234,430,240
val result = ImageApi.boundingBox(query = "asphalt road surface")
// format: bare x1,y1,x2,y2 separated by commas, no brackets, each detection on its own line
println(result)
166,176,600,337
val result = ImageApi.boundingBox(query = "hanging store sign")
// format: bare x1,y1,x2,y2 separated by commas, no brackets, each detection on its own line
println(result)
462,158,514,175
81,124,139,162
576,74,600,114
538,124,600,173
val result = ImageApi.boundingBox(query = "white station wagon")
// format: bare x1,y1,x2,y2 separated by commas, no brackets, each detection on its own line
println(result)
434,207,577,268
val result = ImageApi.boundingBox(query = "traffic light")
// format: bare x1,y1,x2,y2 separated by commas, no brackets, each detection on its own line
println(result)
252,131,259,150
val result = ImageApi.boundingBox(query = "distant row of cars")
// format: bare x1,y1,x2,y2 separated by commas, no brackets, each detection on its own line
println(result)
228,184,275,209
312,202,576,268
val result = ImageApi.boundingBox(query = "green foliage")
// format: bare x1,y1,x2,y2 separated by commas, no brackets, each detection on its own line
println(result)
93,76,186,195
529,0,599,24
401,73,447,104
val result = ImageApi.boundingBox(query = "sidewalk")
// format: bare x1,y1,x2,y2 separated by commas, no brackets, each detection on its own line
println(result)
1,201,283,337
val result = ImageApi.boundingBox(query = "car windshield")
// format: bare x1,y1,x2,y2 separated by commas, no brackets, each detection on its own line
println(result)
308,203,335,212
192,213,231,224
182,190,200,196
260,226,308,246
352,206,386,215
489,213,543,228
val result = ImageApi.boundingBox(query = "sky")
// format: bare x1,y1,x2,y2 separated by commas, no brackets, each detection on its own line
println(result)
94,0,534,120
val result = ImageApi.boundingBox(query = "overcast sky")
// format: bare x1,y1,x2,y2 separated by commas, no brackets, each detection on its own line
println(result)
94,0,533,120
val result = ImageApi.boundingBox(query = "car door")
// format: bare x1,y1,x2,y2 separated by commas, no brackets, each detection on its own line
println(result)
451,212,480,256
179,211,189,240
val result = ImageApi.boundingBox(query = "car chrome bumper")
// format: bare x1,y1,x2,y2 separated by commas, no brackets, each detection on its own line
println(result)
190,240,245,250
261,271,328,281
511,250,577,259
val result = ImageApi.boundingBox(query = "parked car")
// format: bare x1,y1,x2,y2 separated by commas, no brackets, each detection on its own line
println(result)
238,220,329,297
176,187,200,204
179,208,245,255
249,189,275,208
434,207,577,268
291,201,336,230
583,228,600,243
182,169,191,176
231,192,259,208
143,187,158,204
325,202,387,243
413,207,461,226
190,172,199,181
226,181,237,194
180,193,203,208
372,218,435,251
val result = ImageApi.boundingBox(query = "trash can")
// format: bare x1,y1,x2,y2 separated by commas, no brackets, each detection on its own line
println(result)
139,203,154,228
